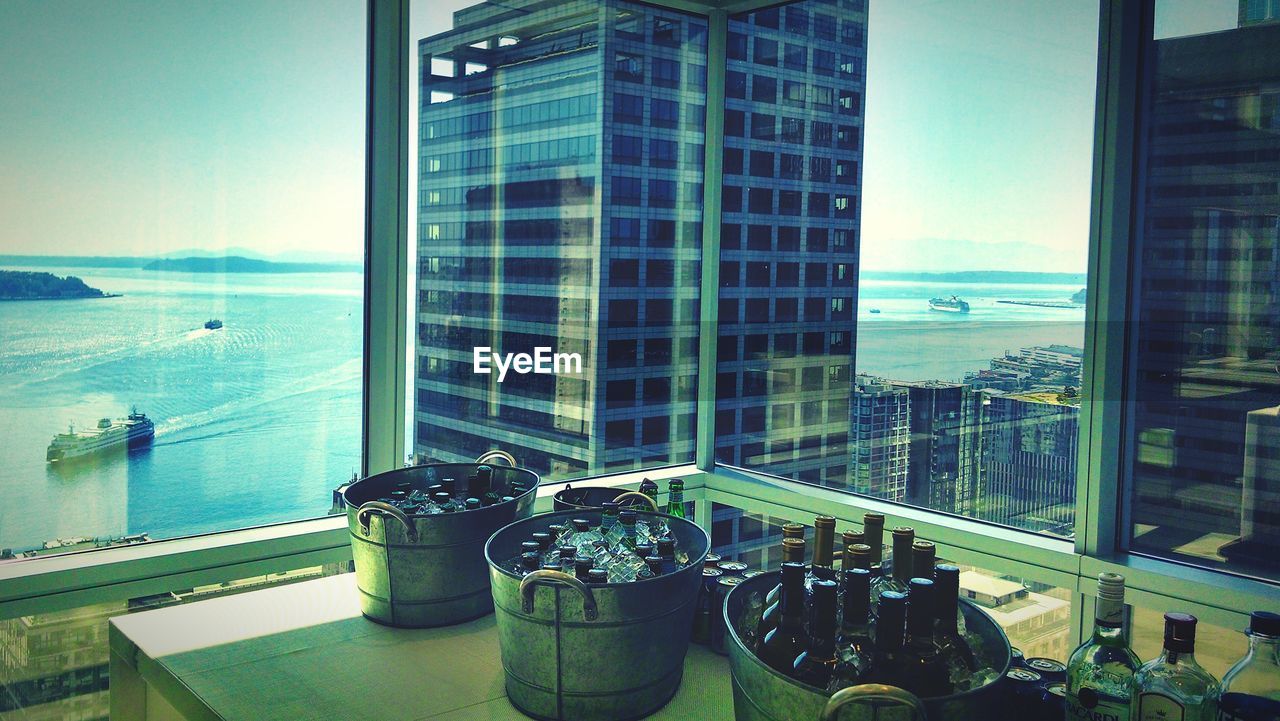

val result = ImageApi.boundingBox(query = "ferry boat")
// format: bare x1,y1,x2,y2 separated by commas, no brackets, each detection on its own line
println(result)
46,409,155,463
204,319,223,330
928,296,971,313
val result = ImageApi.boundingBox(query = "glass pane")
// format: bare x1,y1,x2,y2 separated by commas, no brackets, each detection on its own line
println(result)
708,502,1073,660
715,0,1097,538
410,1,703,480
0,1,365,558
1127,1,1280,581
0,564,350,719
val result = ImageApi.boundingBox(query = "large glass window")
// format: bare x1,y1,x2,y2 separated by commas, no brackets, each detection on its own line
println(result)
715,0,1097,538
1126,1,1280,581
0,1,365,559
410,1,705,481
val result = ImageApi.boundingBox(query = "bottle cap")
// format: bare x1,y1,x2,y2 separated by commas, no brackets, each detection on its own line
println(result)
782,537,806,563
521,552,540,569
619,509,637,524
669,479,684,490
646,556,663,574
531,532,552,549
464,498,481,509
844,567,871,592
892,526,914,538
907,577,935,630
559,545,576,560
601,501,619,514
635,543,654,558
814,515,835,529
934,564,960,593
810,579,838,627
842,530,864,546
863,513,885,527
521,541,541,553
575,557,594,573
780,561,805,586
657,538,676,555
432,492,451,503
782,523,805,539
572,518,590,531
1249,611,1280,637
587,568,608,583
1164,612,1197,652
1096,572,1126,602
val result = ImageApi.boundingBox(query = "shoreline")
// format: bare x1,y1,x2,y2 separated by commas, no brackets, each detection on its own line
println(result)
0,293,122,301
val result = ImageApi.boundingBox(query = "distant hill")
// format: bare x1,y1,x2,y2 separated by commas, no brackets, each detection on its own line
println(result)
0,253,360,272
1071,287,1087,303
0,255,152,269
0,270,114,300
860,270,1087,285
143,256,360,273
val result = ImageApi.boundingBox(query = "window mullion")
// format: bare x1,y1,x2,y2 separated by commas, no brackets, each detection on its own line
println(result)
696,9,728,470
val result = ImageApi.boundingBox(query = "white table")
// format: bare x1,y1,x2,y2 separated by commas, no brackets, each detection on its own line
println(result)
108,574,735,721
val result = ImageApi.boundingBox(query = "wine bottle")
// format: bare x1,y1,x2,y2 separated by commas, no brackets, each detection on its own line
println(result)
760,562,808,674
812,515,836,570
871,527,914,605
665,479,686,518
868,590,908,689
831,567,874,690
1065,572,1140,721
1218,611,1280,721
1134,613,1220,721
911,540,936,580
863,513,885,569
765,537,807,609
846,543,872,571
933,564,978,686
839,530,864,575
903,577,952,697
761,539,807,638
793,579,840,689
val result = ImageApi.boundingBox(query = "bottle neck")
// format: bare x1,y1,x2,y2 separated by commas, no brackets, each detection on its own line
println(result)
1092,621,1128,646
1159,647,1197,667
1245,633,1280,664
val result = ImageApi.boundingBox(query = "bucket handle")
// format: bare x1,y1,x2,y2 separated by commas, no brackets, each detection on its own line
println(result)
475,450,517,467
519,570,599,621
613,491,659,512
821,684,927,721
356,501,418,543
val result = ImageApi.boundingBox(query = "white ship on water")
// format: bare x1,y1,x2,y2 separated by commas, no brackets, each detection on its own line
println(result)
928,295,971,313
46,409,155,463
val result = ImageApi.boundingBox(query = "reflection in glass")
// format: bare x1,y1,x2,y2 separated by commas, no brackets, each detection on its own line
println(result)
1128,3,1280,581
414,1,704,480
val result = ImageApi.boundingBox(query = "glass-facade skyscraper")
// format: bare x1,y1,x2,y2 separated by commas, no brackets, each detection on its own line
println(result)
415,0,867,484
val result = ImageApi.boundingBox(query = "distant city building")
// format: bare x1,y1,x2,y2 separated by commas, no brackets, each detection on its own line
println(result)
1240,0,1280,26
892,380,983,516
965,345,1083,393
850,375,910,501
958,571,1072,661
979,391,1079,536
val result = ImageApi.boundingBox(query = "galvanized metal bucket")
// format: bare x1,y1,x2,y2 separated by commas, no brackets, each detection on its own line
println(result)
551,484,656,512
342,451,538,628
485,508,710,721
724,571,1012,721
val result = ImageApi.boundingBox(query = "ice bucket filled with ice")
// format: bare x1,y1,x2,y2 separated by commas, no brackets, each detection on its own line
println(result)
342,450,538,628
723,551,1012,721
485,507,710,721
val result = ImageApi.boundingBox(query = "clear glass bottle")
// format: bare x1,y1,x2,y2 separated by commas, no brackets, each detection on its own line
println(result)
1217,611,1280,721
793,579,839,689
1134,613,1220,721
1065,572,1140,721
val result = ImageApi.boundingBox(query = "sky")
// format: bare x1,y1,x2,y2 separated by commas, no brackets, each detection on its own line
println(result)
0,0,1238,269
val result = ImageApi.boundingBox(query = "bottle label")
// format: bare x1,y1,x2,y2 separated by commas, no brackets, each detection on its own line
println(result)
1137,693,1185,721
1067,689,1131,721
1095,597,1124,627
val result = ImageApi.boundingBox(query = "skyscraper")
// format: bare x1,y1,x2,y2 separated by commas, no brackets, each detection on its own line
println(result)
415,1,706,478
713,0,867,487
979,391,1078,536
849,374,909,501
415,0,868,483
892,380,983,515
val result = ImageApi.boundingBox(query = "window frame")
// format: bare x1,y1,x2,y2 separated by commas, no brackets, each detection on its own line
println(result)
1,0,1274,657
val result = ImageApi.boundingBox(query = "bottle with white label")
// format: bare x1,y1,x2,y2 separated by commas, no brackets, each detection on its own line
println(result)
1065,572,1141,721
1133,613,1220,721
